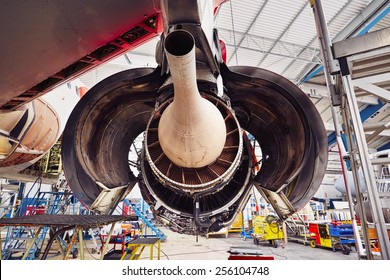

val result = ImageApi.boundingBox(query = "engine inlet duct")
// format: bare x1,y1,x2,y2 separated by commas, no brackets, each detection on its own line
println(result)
61,0,327,235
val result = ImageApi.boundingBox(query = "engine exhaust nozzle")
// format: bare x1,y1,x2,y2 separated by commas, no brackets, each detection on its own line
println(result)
158,30,226,168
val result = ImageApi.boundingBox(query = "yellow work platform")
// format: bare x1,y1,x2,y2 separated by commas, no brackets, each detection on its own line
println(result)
121,237,161,260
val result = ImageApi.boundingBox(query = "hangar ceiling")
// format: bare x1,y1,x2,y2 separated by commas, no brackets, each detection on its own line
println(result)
78,0,390,197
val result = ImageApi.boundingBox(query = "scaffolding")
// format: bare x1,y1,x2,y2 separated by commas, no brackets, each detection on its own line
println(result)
123,199,167,241
310,0,390,259
0,214,138,260
1,178,76,259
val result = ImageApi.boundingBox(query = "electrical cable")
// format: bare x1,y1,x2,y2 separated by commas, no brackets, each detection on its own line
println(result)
84,242,100,260
84,245,96,259
155,244,170,260
267,248,288,260
253,240,288,260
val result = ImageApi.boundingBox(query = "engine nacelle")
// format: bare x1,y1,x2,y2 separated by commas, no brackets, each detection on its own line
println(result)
61,0,328,235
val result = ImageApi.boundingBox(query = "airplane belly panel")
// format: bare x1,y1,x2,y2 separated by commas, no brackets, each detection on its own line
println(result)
0,0,158,109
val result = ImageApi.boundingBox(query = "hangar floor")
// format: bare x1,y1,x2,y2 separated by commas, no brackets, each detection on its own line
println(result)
62,227,360,260
1,225,361,260
140,229,359,260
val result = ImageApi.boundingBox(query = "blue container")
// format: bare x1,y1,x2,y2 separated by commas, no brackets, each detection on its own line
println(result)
328,224,353,237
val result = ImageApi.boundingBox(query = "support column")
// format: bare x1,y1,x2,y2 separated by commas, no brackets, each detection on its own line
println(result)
55,235,65,259
341,72,390,259
0,227,3,260
341,100,374,259
22,226,42,260
100,222,116,260
78,228,84,260
64,227,79,260
310,0,390,259
331,105,364,257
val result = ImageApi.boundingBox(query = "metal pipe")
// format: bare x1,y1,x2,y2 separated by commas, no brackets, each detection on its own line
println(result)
55,235,65,259
342,74,390,259
194,196,211,228
64,227,79,260
78,227,84,260
0,192,15,207
0,193,16,219
221,183,253,227
100,222,116,260
0,227,3,260
342,87,374,259
309,0,341,106
331,106,365,256
89,228,99,254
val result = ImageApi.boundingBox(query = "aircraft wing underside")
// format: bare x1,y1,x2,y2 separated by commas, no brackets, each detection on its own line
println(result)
0,0,161,110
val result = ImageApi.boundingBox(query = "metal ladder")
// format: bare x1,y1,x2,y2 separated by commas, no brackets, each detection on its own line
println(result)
0,192,17,219
285,213,310,245
124,199,167,241
378,166,390,193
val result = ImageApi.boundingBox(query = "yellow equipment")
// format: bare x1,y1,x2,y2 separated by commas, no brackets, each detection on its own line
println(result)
121,237,161,260
252,215,284,248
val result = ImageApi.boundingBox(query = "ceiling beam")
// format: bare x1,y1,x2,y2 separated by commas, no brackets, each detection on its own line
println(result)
300,82,379,105
255,2,308,68
353,72,390,86
357,84,390,103
223,43,320,64
226,0,270,65
333,0,390,42
297,0,390,83
218,27,318,53
353,72,390,103
364,121,390,130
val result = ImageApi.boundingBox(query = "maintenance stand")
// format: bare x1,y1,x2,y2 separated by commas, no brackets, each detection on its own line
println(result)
0,214,138,260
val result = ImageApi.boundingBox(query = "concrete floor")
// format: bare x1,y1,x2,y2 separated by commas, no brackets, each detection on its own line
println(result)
2,226,359,260
147,229,359,260
72,227,360,260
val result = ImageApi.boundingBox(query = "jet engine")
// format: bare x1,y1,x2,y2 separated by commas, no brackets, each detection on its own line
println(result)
62,0,328,235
